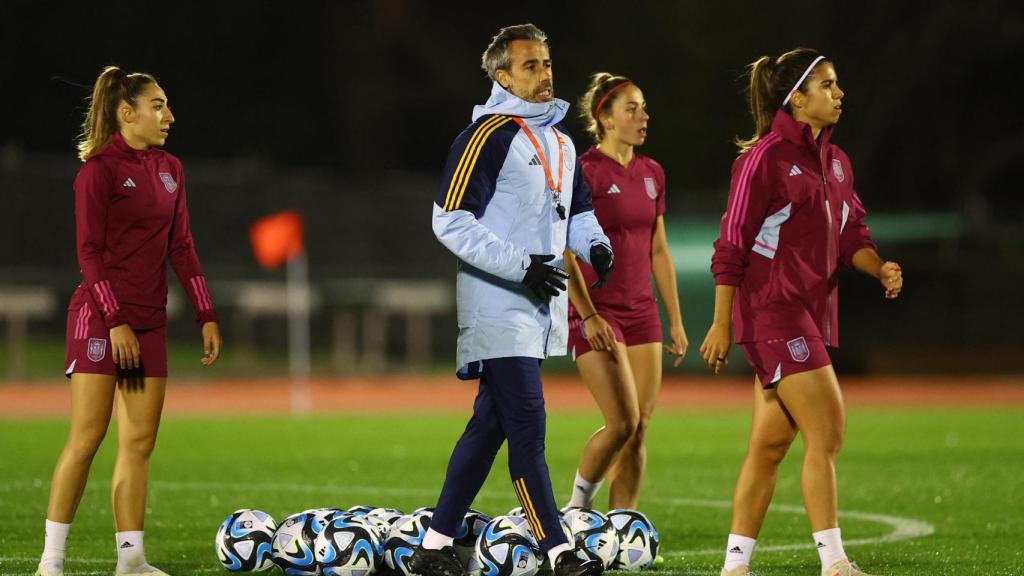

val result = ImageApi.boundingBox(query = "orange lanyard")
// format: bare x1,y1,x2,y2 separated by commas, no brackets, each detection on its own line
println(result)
512,117,566,219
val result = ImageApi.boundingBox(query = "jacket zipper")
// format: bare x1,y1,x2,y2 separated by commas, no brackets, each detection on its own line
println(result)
820,146,833,345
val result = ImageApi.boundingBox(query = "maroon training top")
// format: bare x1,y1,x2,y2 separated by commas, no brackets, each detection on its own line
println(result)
570,147,667,319
711,110,877,347
71,133,217,330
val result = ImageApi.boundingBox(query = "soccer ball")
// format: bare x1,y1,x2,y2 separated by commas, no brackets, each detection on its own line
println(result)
305,508,343,540
272,512,321,575
367,507,405,526
314,513,382,576
475,515,540,576
507,507,525,517
607,509,659,571
455,509,493,575
383,510,433,576
215,509,277,572
561,508,619,569
364,507,405,543
347,505,377,516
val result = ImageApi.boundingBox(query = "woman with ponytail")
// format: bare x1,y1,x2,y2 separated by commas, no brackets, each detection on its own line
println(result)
36,66,222,576
700,49,902,576
561,73,687,513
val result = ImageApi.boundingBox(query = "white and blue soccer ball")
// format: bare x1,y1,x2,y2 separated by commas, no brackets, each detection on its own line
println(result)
215,509,277,572
383,510,433,576
272,512,321,575
314,513,382,576
475,515,540,576
455,509,493,576
367,507,405,527
507,506,525,518
347,505,377,517
607,509,660,571
561,508,619,569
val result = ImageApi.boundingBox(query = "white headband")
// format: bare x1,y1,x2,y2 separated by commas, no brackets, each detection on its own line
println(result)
781,55,826,107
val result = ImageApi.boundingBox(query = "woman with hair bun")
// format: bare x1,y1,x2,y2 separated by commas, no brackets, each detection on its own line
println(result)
562,73,688,512
701,48,902,576
35,66,221,576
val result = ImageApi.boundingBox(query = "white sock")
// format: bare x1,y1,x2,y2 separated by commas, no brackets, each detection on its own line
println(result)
813,527,847,569
115,531,147,571
39,519,71,570
547,543,572,567
567,469,603,508
723,533,757,571
421,527,454,550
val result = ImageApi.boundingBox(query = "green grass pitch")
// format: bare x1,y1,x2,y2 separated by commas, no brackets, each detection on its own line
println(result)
1,407,1022,575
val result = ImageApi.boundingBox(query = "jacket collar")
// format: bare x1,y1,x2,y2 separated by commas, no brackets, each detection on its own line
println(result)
771,109,835,153
472,82,569,127
106,133,157,160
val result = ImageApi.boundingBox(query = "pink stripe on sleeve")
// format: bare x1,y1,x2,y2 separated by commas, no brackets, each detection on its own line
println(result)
190,276,213,311
200,276,214,311
726,134,779,247
98,281,120,312
91,283,112,316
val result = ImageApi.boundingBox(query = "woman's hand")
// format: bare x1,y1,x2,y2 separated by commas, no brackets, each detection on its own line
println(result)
201,322,222,366
699,322,732,375
664,323,689,368
583,314,618,356
879,261,903,299
109,324,140,370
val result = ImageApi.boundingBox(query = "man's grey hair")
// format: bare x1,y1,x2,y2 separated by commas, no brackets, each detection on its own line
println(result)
481,24,549,81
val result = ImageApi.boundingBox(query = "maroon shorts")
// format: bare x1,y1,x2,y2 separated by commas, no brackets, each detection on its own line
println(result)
64,302,168,378
569,307,662,359
739,336,831,389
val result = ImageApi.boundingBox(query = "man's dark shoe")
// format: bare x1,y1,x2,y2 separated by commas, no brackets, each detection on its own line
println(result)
409,545,465,576
554,551,603,576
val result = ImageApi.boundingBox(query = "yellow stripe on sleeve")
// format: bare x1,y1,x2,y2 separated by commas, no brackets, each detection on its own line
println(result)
442,115,506,211
450,117,512,211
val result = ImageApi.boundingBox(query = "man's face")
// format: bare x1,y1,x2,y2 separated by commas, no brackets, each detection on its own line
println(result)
497,40,553,103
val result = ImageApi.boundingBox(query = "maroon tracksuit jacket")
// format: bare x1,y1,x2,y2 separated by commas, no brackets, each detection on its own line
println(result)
711,110,877,347
70,133,217,329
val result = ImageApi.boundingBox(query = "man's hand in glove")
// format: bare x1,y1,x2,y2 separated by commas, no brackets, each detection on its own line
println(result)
522,254,569,301
590,244,614,288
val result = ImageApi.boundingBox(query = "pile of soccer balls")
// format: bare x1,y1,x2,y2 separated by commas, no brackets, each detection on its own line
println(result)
215,504,660,575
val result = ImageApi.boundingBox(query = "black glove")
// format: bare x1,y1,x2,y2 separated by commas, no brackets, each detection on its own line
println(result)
590,243,614,288
521,254,569,301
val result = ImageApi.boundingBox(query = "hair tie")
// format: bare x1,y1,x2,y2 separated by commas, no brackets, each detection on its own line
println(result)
592,80,633,118
781,56,825,107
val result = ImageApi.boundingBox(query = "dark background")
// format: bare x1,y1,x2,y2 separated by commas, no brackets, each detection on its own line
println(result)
2,0,1022,374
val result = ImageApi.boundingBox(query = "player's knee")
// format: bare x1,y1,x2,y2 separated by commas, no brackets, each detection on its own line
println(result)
750,435,794,465
67,425,108,459
631,415,651,445
121,428,159,459
810,426,845,457
608,412,639,446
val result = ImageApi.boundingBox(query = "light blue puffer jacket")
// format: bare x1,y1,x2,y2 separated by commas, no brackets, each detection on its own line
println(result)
432,82,610,378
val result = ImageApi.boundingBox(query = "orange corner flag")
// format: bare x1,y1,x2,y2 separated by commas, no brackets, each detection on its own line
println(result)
250,210,304,270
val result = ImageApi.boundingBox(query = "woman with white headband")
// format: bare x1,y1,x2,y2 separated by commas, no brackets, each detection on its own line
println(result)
700,48,903,576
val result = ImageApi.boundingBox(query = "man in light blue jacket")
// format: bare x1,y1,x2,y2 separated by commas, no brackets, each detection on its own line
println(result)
410,23,612,576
